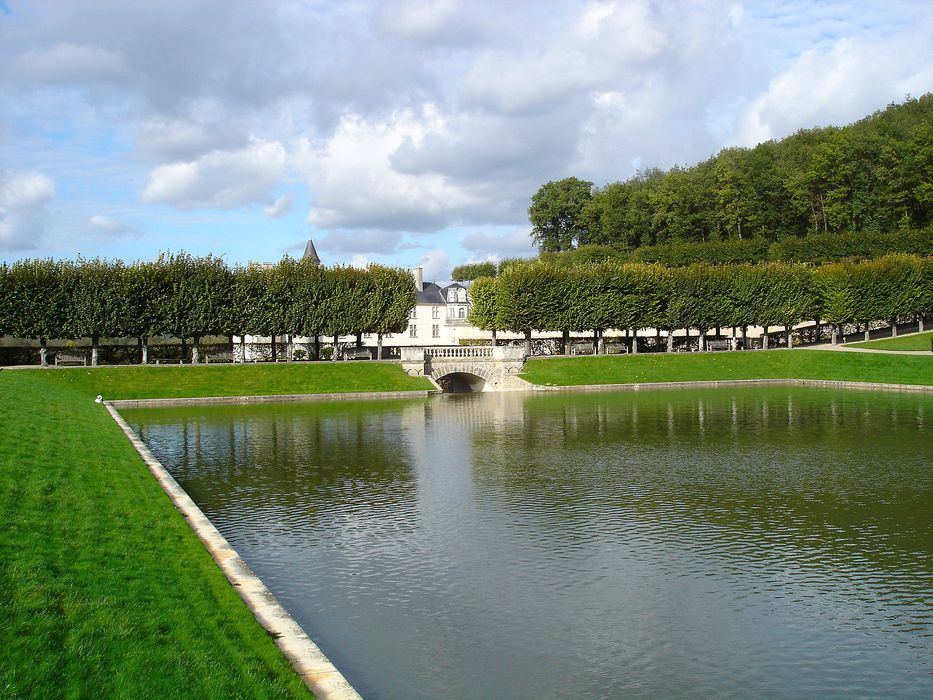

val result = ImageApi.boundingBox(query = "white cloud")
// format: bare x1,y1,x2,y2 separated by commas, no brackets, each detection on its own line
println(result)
733,36,927,145
10,42,131,84
263,194,293,218
297,108,481,231
87,214,137,240
141,139,287,210
418,248,449,282
460,226,537,260
0,173,56,251
136,114,246,161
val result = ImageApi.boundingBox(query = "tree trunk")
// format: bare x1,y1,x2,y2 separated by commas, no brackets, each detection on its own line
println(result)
813,317,821,344
271,334,277,362
333,334,339,361
524,330,532,357
699,330,707,353
491,329,497,347
592,329,599,355
192,335,201,364
561,329,569,355
599,331,607,355
181,338,187,363
286,334,294,361
141,336,149,364
40,338,48,367
741,325,748,350
91,333,100,366
864,324,870,342
356,331,362,347
666,330,673,353
762,327,769,350
890,318,897,337
920,315,925,333
785,325,793,349
239,335,246,363
831,325,838,345
631,329,638,354
314,335,321,360
377,333,384,360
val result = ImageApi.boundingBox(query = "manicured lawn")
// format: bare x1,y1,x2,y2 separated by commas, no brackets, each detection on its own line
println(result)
14,361,433,400
0,370,314,698
849,330,933,351
521,349,933,386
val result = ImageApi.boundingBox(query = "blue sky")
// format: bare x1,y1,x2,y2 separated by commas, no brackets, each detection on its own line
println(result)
1,0,931,281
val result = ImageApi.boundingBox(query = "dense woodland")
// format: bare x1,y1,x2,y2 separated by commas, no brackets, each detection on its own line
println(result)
526,95,933,254
0,255,415,366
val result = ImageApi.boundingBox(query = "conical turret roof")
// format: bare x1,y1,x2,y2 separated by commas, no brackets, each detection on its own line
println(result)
302,238,321,265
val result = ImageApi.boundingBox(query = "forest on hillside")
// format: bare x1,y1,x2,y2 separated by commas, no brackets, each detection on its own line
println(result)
528,94,933,253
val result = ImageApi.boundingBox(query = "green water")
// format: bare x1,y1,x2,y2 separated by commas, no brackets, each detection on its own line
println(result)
124,387,933,699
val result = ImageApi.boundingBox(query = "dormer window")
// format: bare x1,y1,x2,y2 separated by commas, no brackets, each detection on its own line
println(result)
458,288,467,302
447,289,457,302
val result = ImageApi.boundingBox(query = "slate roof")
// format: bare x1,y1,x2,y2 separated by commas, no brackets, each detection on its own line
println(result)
416,281,468,304
302,239,321,265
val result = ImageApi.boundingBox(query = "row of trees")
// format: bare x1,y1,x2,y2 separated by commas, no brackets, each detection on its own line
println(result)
0,254,415,366
530,95,933,251
469,254,932,352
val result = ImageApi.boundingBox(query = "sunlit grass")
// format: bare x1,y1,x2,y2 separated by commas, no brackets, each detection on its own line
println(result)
0,371,313,698
521,349,933,386
849,331,933,351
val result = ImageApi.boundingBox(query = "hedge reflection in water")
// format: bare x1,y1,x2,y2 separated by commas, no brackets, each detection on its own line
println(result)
125,387,932,700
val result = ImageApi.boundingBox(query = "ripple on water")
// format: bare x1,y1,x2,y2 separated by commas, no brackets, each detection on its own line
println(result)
125,387,933,700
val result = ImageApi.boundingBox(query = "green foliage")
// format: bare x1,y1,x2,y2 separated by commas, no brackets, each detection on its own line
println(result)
161,253,232,342
768,227,933,263
68,258,132,342
451,261,496,281
632,238,771,266
366,263,416,335
530,94,933,250
3,258,73,342
467,276,501,331
528,176,593,252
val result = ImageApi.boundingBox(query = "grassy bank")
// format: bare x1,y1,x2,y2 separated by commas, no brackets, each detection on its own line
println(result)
521,349,933,387
15,361,433,400
849,331,933,351
0,370,315,698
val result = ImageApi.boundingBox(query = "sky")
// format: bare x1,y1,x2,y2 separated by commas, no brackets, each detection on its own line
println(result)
1,1,931,282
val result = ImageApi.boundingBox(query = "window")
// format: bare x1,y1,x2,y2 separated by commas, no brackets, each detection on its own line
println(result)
409,307,417,319
431,306,440,319
409,324,417,338
447,289,457,302
458,307,466,319
432,324,440,338
458,288,467,302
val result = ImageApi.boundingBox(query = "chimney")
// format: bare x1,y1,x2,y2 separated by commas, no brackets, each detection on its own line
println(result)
411,266,423,291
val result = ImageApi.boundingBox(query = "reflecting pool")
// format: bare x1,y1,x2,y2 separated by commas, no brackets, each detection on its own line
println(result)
124,387,933,699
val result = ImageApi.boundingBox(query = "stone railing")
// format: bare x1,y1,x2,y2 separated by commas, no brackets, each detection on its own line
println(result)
426,346,493,359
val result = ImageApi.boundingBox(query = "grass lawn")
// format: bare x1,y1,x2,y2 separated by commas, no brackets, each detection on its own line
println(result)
14,361,433,400
521,349,933,387
848,330,933,351
0,369,318,698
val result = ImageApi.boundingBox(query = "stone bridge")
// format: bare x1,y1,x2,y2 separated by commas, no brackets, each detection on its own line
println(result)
401,346,528,392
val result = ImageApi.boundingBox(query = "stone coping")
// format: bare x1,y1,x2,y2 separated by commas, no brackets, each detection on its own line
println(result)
105,402,363,700
530,377,933,394
109,388,436,409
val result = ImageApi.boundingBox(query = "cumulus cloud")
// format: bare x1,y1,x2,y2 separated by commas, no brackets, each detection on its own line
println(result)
87,214,137,240
10,42,131,85
733,37,925,145
460,227,537,260
319,229,404,255
136,114,247,161
418,248,450,282
263,194,294,218
141,139,287,210
297,108,482,231
0,173,56,251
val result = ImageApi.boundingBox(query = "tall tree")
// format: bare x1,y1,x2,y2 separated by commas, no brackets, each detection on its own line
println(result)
528,177,593,252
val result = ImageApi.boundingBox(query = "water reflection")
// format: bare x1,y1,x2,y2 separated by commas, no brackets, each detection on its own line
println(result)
124,387,933,700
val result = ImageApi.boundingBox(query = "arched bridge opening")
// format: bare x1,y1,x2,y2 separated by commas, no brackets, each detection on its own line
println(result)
435,371,487,393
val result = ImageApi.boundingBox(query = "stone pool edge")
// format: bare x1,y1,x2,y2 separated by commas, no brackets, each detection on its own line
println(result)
109,388,437,409
528,377,933,393
104,402,363,700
